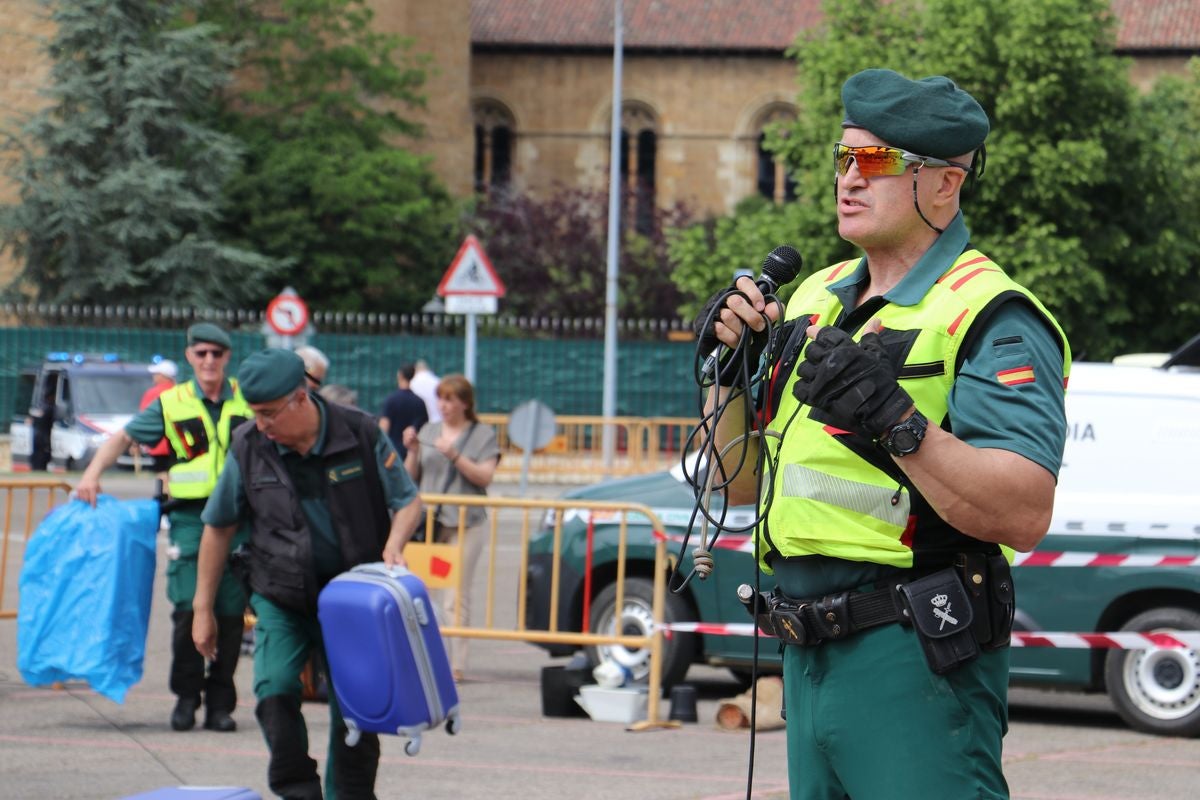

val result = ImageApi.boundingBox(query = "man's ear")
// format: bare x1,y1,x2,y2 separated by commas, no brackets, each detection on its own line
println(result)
935,168,968,207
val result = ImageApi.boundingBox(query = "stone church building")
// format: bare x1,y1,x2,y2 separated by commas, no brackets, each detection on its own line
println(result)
1,0,1196,282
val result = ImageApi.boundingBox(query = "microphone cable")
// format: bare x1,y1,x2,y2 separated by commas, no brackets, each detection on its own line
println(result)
673,283,812,800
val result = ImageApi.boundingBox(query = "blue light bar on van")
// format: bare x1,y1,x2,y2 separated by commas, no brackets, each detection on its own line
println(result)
46,352,71,362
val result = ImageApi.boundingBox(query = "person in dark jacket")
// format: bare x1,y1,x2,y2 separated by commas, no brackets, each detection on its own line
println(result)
192,348,421,800
378,363,428,458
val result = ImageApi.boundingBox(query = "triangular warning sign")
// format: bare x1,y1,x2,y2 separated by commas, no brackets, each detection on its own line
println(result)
437,235,506,297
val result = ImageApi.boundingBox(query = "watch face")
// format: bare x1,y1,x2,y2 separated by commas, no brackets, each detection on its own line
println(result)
891,429,919,453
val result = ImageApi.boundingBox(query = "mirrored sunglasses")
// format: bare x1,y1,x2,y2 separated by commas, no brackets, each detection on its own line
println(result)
833,142,971,179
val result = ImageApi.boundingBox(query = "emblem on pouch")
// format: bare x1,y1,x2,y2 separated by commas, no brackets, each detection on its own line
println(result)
930,593,957,630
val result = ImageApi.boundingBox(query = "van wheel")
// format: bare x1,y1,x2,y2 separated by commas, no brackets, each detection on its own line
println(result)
585,577,696,689
1104,607,1200,736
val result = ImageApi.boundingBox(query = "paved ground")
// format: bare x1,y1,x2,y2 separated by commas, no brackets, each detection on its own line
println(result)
2,474,1199,799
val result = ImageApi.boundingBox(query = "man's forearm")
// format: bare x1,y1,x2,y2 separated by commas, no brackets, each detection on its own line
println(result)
705,385,762,507
386,501,423,550
80,430,134,480
896,426,1056,551
193,524,237,610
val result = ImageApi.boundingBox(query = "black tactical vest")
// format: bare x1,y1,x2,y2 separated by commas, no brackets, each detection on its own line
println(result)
232,398,392,613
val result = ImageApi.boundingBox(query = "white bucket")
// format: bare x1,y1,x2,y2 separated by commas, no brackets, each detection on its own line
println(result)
575,685,649,724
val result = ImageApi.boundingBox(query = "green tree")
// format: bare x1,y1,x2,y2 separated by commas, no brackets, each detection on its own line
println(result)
672,0,1200,360
468,186,693,319
0,0,278,306
200,0,459,312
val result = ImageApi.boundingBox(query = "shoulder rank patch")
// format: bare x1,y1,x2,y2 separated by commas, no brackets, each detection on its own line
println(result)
997,365,1035,386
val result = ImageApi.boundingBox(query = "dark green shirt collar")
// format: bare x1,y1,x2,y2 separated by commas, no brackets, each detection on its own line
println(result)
188,377,236,401
828,211,970,309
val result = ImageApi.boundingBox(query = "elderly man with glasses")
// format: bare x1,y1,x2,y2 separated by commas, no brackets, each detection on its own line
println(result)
78,322,253,735
698,69,1070,799
193,348,420,800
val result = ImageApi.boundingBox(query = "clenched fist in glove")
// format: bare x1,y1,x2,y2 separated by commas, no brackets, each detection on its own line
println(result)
791,327,913,439
693,287,769,387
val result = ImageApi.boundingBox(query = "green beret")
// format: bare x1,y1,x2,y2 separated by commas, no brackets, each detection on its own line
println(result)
841,68,989,159
237,348,306,404
187,322,232,349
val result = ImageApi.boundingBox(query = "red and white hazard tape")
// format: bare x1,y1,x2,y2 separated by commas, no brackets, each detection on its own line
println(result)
1011,551,1200,568
660,621,1200,650
658,529,1200,568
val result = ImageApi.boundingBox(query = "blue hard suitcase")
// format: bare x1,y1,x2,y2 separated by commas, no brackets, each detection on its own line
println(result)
120,788,261,799
317,563,461,756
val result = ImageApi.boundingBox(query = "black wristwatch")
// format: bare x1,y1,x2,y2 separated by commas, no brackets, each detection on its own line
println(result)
880,409,928,457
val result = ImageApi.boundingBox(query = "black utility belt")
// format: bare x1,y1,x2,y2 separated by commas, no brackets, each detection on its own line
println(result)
748,553,1015,675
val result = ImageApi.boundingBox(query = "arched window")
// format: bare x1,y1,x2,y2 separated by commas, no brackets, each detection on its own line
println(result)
619,104,657,235
755,106,797,204
473,100,515,195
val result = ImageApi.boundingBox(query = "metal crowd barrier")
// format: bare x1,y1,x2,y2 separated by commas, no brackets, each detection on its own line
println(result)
0,479,74,619
404,493,672,730
479,413,700,482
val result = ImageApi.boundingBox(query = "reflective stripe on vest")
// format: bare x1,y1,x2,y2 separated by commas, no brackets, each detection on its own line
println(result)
160,380,252,500
781,463,911,529
759,250,1070,571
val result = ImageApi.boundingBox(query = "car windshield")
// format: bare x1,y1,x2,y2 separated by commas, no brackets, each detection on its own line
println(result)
70,373,153,415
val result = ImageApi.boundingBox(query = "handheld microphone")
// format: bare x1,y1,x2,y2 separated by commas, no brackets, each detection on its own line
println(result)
702,245,804,379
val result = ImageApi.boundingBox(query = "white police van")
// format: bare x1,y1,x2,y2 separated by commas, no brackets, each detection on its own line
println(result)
9,353,156,472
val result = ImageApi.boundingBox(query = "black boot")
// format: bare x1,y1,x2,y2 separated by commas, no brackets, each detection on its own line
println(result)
257,694,321,800
171,695,200,731
204,615,245,732
169,608,205,723
331,721,380,800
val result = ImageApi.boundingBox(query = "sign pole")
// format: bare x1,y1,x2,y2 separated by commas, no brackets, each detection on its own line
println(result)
601,0,623,473
464,311,478,384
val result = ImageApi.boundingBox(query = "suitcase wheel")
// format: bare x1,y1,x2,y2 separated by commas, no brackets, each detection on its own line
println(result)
345,726,362,748
404,736,421,757
446,715,461,736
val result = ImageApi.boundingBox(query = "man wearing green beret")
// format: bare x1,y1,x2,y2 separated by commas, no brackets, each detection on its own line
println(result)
192,348,421,800
700,69,1070,798
78,321,252,734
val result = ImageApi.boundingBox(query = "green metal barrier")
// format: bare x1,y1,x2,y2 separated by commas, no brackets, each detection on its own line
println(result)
0,306,701,424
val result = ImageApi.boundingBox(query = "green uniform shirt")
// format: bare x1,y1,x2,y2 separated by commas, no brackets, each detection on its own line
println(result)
826,211,1067,476
202,396,417,581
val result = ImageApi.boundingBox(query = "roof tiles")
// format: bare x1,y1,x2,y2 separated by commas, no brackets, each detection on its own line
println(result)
471,0,1200,51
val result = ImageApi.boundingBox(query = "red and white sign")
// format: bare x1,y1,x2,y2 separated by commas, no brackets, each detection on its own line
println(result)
266,292,310,336
437,235,505,314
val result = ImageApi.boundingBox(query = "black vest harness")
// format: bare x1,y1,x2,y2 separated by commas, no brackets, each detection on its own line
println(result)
233,399,392,613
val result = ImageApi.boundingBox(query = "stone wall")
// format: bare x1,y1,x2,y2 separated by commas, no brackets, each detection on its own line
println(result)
472,50,796,216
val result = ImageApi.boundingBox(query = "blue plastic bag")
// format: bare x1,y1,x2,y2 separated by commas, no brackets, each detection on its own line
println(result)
17,495,160,703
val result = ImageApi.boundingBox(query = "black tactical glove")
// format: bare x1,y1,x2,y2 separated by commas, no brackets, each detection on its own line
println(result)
693,288,768,387
792,328,912,438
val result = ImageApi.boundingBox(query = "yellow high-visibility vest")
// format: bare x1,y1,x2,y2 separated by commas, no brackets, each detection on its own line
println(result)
760,250,1071,571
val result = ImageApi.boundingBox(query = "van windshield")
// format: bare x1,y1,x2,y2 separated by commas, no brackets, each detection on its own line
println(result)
69,374,154,415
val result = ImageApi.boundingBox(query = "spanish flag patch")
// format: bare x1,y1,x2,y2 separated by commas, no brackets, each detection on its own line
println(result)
997,365,1035,386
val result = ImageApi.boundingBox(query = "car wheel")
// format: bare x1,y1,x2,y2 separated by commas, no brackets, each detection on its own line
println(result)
585,577,696,689
1103,607,1200,737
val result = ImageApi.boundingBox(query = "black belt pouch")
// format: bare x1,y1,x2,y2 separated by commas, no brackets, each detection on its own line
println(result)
898,567,980,674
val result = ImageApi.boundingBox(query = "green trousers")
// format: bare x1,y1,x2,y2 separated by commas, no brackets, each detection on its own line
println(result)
251,592,380,800
775,557,1010,800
